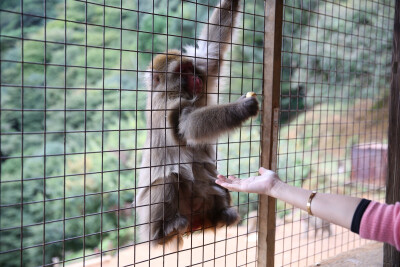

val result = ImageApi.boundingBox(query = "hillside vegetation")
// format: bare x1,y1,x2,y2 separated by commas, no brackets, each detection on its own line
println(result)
0,0,393,265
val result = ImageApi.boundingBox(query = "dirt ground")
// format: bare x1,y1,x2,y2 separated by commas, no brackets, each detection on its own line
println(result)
67,220,380,267
318,242,383,266
273,220,377,267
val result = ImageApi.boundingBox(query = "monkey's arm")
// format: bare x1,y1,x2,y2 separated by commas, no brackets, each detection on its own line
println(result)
178,96,257,144
187,0,240,74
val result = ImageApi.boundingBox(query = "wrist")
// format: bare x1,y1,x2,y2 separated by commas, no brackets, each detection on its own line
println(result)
267,177,285,198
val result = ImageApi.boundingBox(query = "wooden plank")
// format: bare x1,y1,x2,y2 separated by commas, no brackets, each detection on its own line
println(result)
384,0,400,266
257,0,283,266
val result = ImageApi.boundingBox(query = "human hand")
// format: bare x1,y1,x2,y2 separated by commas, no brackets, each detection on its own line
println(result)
216,167,282,196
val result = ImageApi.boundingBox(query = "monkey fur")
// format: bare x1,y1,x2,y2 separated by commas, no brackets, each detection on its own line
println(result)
135,0,259,247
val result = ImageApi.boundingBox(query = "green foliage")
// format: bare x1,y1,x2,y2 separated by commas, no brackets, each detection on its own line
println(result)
289,0,393,108
0,0,393,265
1,0,265,265
276,0,393,200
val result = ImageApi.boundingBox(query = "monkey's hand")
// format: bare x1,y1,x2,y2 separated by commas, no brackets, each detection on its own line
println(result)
235,94,259,118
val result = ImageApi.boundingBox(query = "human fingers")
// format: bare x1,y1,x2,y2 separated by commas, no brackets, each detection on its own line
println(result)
228,175,245,185
217,174,227,180
258,167,268,174
216,174,230,183
227,175,238,180
215,180,241,192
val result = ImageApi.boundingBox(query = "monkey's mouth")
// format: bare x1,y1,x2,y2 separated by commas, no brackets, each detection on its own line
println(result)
175,62,203,96
188,75,203,95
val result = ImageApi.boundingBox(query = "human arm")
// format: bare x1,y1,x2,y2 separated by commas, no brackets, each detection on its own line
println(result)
359,201,400,250
216,167,362,229
217,167,400,249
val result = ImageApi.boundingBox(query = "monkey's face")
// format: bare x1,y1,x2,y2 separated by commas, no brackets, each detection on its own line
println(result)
149,53,204,98
173,61,203,97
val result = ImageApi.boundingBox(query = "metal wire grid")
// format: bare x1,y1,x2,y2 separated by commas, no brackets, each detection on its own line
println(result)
276,0,394,266
0,0,264,266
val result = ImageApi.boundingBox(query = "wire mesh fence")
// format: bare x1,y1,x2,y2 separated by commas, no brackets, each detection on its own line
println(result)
1,0,263,266
276,0,394,265
0,0,395,266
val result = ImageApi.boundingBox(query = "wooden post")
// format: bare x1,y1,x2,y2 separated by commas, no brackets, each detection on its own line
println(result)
384,0,400,266
257,0,283,266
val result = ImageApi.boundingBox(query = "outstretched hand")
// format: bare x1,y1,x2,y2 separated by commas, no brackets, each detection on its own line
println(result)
216,167,282,196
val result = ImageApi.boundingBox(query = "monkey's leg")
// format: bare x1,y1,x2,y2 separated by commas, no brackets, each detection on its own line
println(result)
207,184,240,226
149,174,189,245
190,163,239,228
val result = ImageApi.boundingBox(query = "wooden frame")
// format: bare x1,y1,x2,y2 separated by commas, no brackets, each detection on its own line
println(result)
257,0,283,266
257,0,398,266
384,0,400,265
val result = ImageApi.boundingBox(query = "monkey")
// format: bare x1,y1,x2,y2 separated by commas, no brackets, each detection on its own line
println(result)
135,0,259,247
301,212,332,239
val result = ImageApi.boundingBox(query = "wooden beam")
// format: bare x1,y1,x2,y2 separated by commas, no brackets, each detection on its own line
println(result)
257,0,283,266
384,0,400,266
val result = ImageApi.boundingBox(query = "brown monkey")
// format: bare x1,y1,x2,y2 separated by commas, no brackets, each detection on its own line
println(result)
301,212,332,239
135,0,259,247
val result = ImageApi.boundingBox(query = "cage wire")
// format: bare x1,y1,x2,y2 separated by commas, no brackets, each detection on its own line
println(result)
0,0,395,267
0,0,263,266
276,0,394,266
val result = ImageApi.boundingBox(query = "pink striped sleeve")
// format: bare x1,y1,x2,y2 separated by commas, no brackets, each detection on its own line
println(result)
359,201,400,251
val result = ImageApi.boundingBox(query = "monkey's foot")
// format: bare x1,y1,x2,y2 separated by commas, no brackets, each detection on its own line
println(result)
217,207,240,226
163,214,189,239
